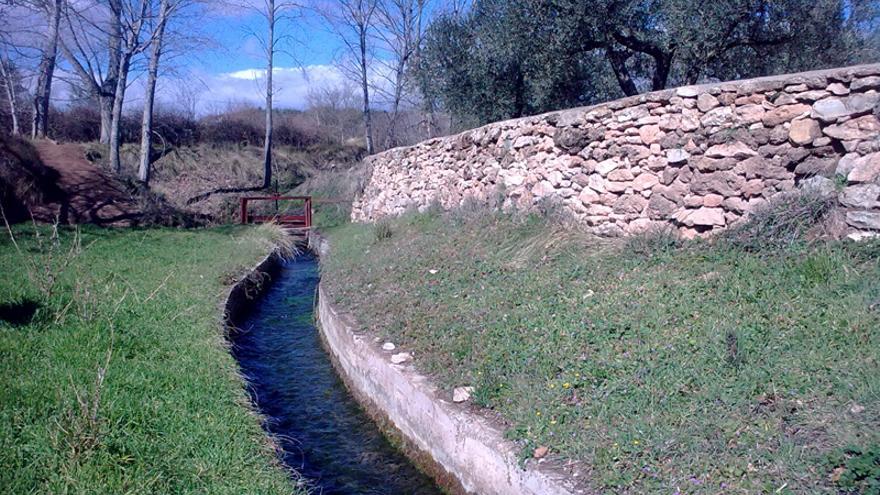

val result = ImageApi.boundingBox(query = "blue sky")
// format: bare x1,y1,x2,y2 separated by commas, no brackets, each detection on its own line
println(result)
163,7,353,112
206,9,343,73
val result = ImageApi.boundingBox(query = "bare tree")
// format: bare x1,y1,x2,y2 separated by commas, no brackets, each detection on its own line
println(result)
108,0,150,173
137,0,173,184
0,54,21,136
28,0,63,139
375,0,425,148
186,0,301,204
262,0,277,189
305,80,360,141
240,0,302,189
321,0,378,154
60,0,123,144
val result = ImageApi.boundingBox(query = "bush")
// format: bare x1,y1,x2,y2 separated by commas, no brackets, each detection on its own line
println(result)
721,190,835,251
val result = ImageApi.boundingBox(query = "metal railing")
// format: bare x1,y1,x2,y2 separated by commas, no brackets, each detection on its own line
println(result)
239,195,312,229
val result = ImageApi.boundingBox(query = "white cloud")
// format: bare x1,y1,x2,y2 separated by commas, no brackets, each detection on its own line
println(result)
191,64,350,112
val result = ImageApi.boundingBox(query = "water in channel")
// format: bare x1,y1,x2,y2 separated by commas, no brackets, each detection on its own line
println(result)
230,252,442,495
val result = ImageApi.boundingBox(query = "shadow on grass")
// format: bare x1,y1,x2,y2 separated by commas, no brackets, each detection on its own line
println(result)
0,300,40,327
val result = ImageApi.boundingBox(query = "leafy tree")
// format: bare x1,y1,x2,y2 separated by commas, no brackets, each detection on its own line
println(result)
420,0,880,127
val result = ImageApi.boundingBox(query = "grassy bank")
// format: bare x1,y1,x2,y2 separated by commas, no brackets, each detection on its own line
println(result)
322,208,880,494
0,224,303,494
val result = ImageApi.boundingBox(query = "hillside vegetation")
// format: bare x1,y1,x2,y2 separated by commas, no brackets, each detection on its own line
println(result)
80,141,366,222
322,202,880,494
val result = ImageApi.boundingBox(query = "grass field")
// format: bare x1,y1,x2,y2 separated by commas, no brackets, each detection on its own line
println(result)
322,207,880,494
0,224,303,494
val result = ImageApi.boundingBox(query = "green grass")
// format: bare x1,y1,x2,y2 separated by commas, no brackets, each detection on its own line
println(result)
0,224,304,494
322,208,880,494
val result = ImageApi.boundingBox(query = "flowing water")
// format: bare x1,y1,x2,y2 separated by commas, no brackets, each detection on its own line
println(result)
230,253,442,494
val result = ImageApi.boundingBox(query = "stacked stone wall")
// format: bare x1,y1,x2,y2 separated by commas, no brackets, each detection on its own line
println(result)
352,64,880,238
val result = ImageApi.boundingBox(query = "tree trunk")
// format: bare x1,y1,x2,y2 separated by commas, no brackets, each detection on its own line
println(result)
385,61,405,149
360,26,374,155
262,0,275,190
651,51,674,91
102,0,123,144
99,96,113,144
110,53,132,173
607,48,639,96
31,0,62,139
0,58,20,136
138,0,170,185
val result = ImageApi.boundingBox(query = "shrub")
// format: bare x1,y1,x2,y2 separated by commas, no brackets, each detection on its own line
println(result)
721,190,835,251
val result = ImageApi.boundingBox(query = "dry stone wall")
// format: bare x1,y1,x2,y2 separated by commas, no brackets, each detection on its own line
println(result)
352,64,880,239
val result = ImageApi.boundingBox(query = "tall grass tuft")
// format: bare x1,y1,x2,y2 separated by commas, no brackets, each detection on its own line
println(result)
722,189,835,251
623,225,682,258
374,219,393,241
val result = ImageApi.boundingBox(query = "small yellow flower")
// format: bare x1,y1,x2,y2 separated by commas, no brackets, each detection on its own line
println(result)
536,411,541,416
550,420,557,425
633,440,640,445
549,383,555,389
563,382,571,389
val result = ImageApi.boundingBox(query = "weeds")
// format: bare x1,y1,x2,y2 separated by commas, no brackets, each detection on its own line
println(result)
722,189,835,251
725,329,741,367
2,208,85,301
826,445,880,493
56,335,113,462
623,225,682,258
374,219,393,241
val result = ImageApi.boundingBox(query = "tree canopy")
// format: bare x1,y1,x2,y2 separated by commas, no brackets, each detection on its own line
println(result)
419,0,880,128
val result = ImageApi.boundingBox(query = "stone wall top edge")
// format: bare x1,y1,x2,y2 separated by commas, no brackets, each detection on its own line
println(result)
364,62,880,162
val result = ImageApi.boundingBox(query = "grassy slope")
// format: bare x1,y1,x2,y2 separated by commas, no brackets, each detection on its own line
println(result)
0,225,302,494
322,210,880,494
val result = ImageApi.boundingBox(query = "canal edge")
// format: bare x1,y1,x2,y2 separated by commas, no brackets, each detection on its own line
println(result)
310,231,587,495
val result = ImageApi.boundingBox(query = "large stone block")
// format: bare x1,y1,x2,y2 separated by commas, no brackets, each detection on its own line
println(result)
762,103,810,126
847,153,880,183
847,211,880,230
789,119,822,145
674,207,726,227
823,115,880,141
840,184,880,208
811,93,880,122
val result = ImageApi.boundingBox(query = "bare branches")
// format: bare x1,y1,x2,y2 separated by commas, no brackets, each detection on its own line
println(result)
318,0,379,153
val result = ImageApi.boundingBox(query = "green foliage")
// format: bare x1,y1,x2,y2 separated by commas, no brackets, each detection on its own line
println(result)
0,226,302,494
324,209,880,493
420,0,880,126
826,445,880,494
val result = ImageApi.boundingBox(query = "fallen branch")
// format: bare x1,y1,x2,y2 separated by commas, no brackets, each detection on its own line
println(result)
185,185,265,205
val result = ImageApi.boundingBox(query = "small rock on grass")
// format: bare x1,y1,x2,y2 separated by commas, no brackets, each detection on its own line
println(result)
382,342,396,351
533,446,550,459
453,386,474,403
390,352,412,364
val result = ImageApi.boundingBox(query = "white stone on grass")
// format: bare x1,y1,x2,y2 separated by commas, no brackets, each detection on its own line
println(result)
453,386,474,403
390,352,412,365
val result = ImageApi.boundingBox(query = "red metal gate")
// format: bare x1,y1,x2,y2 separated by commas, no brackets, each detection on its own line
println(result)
240,196,312,229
